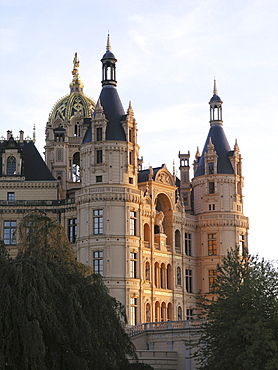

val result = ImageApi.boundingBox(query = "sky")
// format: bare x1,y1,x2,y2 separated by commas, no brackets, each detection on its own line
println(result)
0,0,277,260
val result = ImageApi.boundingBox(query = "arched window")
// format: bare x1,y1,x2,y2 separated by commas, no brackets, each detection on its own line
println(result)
167,264,172,289
175,229,181,253
161,302,166,321
145,261,150,281
167,303,173,321
178,306,182,321
7,156,16,175
146,303,151,322
72,152,80,182
154,262,160,288
160,263,166,289
144,223,150,247
155,301,160,322
177,266,181,286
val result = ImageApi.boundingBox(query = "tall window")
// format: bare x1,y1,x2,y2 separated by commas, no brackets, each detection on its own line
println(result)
96,149,103,164
177,266,181,286
185,269,193,293
68,218,77,243
177,306,182,321
239,234,245,253
130,298,137,326
209,181,215,194
93,209,103,235
186,308,194,320
185,233,192,256
130,252,137,278
208,233,217,255
93,251,103,275
130,211,136,236
209,270,218,292
7,156,16,175
96,127,102,141
4,220,16,245
72,152,80,182
175,230,181,253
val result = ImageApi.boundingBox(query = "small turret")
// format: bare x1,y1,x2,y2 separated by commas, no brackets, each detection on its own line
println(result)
209,79,223,125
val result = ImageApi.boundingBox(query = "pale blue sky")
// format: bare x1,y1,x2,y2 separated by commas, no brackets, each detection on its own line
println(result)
1,0,277,259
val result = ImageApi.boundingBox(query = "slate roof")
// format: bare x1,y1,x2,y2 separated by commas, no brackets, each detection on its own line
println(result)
0,138,55,181
99,85,126,141
194,124,234,177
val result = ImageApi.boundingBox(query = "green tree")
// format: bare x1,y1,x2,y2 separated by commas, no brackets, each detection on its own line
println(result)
0,212,153,370
193,247,278,370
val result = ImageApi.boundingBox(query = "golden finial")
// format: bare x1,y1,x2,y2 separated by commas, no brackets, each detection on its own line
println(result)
70,52,84,92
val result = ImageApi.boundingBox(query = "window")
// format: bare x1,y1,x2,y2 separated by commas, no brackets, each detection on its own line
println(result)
130,252,137,278
209,181,215,194
239,234,245,253
209,204,215,211
96,127,102,141
93,251,103,275
93,209,103,235
185,233,192,256
175,230,181,253
208,162,214,174
74,123,80,137
72,152,80,182
96,175,102,183
68,218,77,243
130,298,137,326
57,149,63,161
186,308,194,320
130,211,136,236
208,233,217,255
146,303,151,322
177,266,181,286
7,156,16,175
4,220,16,245
7,192,15,201
177,306,182,321
96,149,103,164
145,261,150,281
209,270,218,292
185,269,192,293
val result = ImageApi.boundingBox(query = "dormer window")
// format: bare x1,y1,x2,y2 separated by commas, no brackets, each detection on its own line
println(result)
208,162,214,174
7,156,16,175
96,127,102,141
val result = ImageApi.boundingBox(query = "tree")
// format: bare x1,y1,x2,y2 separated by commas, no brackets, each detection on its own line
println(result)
193,247,278,370
0,212,153,370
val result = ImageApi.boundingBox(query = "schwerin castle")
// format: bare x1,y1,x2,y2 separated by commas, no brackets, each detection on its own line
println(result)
0,35,249,369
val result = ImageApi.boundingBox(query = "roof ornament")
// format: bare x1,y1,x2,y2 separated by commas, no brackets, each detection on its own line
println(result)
33,124,36,143
70,52,84,93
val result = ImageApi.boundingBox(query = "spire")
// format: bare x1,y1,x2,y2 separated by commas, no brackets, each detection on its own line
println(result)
33,124,36,143
106,32,111,51
213,78,218,96
70,52,84,93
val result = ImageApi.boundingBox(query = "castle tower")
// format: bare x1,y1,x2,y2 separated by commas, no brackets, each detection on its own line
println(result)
192,80,249,293
45,53,96,198
77,35,141,323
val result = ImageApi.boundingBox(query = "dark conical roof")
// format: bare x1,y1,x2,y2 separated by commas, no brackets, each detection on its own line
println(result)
194,124,234,177
99,85,126,141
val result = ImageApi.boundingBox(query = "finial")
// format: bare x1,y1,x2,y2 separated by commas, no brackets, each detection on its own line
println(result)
106,32,111,51
33,124,36,143
70,52,84,92
173,160,176,176
213,78,218,96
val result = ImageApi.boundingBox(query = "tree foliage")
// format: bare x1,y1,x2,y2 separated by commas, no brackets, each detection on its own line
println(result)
0,212,152,369
193,247,278,370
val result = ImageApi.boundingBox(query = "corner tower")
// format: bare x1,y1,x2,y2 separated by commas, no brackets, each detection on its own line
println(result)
192,81,249,293
77,35,141,319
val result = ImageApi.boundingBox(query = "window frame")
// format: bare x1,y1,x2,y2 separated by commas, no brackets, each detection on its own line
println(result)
93,209,103,235
3,220,17,245
93,251,104,275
